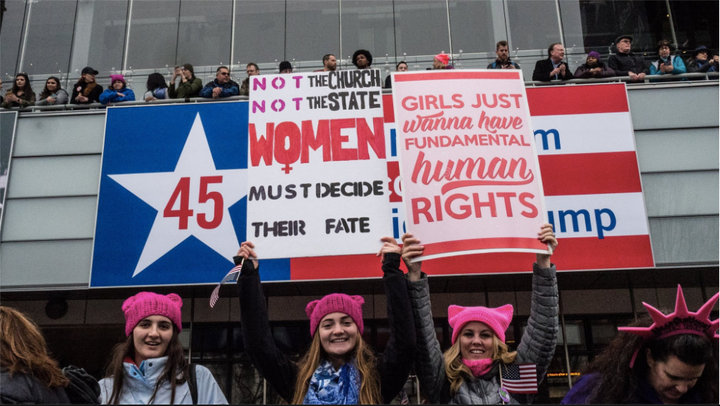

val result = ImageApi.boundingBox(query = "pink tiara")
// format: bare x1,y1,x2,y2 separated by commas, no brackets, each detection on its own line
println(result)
619,285,718,367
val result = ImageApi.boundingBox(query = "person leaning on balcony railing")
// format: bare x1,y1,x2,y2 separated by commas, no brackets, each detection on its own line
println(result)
649,40,687,80
686,46,719,74
144,73,169,102
607,35,647,82
487,41,521,70
71,67,103,104
99,74,136,105
532,43,572,81
35,76,69,106
573,51,616,79
2,72,35,108
168,63,202,99
199,66,239,99
239,62,260,96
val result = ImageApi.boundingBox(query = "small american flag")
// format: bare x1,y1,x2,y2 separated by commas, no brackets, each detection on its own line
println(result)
209,259,244,308
500,363,538,394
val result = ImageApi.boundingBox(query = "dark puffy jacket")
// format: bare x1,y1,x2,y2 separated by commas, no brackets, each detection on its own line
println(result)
0,370,71,404
199,79,240,98
410,264,559,404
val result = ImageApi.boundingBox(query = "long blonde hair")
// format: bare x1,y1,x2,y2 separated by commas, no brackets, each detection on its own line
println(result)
291,332,382,404
444,334,516,395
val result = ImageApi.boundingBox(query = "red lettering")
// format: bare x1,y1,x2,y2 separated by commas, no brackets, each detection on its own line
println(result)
357,117,386,160
330,118,357,161
249,123,274,166
301,120,331,163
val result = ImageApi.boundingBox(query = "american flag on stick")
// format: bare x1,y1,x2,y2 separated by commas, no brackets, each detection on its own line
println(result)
209,259,244,308
500,363,538,394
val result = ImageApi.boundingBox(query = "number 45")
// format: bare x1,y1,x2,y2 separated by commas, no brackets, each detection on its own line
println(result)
164,176,224,230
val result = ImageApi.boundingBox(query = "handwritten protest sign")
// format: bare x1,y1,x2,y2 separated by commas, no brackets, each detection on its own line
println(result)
247,70,393,259
392,70,549,261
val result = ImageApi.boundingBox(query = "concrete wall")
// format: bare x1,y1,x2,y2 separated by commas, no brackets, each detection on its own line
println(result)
1,83,718,290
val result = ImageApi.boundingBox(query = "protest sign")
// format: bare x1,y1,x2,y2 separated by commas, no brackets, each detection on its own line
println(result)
391,70,549,261
247,70,393,259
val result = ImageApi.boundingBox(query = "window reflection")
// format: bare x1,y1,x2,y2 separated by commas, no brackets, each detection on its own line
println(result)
233,0,285,68
393,0,450,66
286,0,339,70
125,0,180,70
21,0,77,76
341,1,395,70
176,0,232,70
1,0,27,79
70,0,128,76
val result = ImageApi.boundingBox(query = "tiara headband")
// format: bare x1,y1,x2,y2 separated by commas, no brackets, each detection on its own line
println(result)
619,284,718,367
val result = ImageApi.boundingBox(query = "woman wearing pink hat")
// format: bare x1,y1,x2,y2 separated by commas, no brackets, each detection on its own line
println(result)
99,74,135,105
402,224,558,404
99,292,227,404
235,238,416,404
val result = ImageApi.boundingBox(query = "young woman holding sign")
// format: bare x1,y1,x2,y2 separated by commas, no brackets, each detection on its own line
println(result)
234,237,415,404
401,223,558,404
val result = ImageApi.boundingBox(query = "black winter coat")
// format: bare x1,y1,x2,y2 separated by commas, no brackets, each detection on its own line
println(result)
0,370,71,404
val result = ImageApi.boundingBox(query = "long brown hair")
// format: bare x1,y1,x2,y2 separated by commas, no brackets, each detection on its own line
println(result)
290,332,382,404
0,306,69,388
104,325,189,405
444,334,517,395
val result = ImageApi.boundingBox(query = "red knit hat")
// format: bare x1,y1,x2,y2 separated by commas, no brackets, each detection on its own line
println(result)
448,304,514,344
435,53,450,66
122,292,183,336
305,294,364,337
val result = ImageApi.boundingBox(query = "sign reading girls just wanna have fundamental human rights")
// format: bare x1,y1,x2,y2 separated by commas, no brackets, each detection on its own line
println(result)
391,70,550,261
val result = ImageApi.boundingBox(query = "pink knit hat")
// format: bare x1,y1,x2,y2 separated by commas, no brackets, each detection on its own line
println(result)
448,304,514,344
122,292,183,336
435,53,450,66
109,74,126,84
305,294,364,337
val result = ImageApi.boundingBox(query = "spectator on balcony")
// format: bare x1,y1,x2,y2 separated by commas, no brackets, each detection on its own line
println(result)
199,66,239,99
352,49,373,70
432,52,453,70
686,46,719,74
385,61,408,89
573,51,616,79
35,76,69,106
168,63,202,99
240,63,260,96
99,75,135,105
2,72,35,108
71,67,103,104
608,35,647,82
487,41,520,69
649,40,686,79
143,73,169,102
316,54,337,72
278,61,293,74
532,43,572,81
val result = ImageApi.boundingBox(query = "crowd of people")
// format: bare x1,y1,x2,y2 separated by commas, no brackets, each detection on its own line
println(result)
2,223,718,404
1,38,716,109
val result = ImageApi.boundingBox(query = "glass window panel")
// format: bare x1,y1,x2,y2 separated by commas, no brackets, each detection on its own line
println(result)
1,0,27,79
286,0,339,71
176,0,232,73
20,0,77,76
232,363,263,404
670,1,719,52
70,0,128,77
448,1,495,59
557,320,585,348
506,0,561,52
340,1,395,72
575,0,658,54
125,0,180,71
232,0,284,68
201,363,228,396
590,319,617,345
559,0,584,54
393,0,450,65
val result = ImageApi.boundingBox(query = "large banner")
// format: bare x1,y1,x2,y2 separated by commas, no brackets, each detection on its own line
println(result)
91,83,654,287
247,70,392,258
392,70,548,261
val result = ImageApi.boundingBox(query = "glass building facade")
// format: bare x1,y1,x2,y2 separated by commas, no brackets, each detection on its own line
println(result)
1,0,717,88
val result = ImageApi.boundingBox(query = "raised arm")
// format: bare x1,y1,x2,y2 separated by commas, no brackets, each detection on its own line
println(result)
402,233,448,403
515,224,559,382
376,236,417,403
235,241,297,403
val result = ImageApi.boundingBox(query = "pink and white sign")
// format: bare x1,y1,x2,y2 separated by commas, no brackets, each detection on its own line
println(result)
247,70,393,259
392,70,549,261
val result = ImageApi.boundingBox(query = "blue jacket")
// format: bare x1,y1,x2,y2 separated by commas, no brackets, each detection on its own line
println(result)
98,356,227,404
649,55,687,75
199,79,240,98
99,87,136,105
